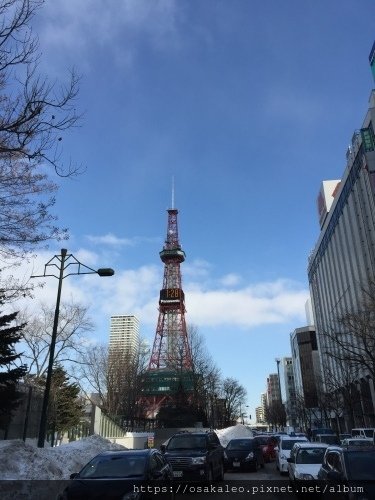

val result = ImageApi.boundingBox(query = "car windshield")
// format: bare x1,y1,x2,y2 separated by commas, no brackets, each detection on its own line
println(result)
167,435,206,450
227,439,253,450
296,448,326,464
281,440,303,450
79,455,146,479
345,451,375,480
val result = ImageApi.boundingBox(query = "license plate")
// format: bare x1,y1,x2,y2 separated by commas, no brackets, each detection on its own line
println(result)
233,462,240,467
173,471,183,477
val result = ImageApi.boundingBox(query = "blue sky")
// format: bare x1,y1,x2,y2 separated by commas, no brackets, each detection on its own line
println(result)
16,0,375,421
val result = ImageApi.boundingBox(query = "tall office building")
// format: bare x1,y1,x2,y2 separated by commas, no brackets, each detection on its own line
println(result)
255,406,264,424
308,57,375,426
267,374,281,405
279,357,297,427
290,326,321,410
109,315,140,358
261,392,267,417
255,393,267,425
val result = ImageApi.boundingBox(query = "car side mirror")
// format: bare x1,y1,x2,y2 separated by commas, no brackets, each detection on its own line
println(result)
160,444,166,453
274,446,279,451
70,473,79,479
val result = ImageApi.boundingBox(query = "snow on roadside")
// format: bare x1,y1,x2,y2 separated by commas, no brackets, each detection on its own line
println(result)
0,434,126,480
0,425,252,480
215,424,253,447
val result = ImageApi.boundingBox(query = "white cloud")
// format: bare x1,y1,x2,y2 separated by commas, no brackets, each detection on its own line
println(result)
219,273,242,287
85,233,137,247
10,249,308,342
185,280,308,329
184,259,212,279
85,233,160,247
38,0,181,71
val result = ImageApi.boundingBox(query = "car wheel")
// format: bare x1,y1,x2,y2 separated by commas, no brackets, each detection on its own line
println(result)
207,466,214,482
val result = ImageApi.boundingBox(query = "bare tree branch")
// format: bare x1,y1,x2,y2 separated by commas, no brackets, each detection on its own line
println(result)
18,300,94,377
0,0,82,176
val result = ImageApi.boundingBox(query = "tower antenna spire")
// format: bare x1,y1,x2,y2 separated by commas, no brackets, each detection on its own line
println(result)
171,176,175,209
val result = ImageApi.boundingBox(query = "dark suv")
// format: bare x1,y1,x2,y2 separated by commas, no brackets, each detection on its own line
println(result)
161,431,224,482
318,445,375,498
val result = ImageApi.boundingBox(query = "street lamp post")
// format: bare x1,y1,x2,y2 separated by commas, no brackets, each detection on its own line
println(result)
243,405,249,424
275,358,283,432
32,249,114,448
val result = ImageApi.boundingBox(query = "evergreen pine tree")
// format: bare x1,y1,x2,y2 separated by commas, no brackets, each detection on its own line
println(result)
47,365,83,442
0,302,28,430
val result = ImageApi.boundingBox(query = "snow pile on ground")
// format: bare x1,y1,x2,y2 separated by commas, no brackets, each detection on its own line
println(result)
0,425,251,480
0,434,126,480
215,424,253,447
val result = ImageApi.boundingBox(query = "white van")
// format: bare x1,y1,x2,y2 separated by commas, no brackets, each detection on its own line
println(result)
351,428,375,440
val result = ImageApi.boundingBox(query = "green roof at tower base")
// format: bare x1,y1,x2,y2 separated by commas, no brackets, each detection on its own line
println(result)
141,369,195,395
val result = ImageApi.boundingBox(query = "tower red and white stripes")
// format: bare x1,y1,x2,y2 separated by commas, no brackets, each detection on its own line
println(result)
148,206,192,370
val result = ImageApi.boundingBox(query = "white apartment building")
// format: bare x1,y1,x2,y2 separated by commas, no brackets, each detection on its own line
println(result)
109,315,140,357
279,357,297,427
255,406,264,424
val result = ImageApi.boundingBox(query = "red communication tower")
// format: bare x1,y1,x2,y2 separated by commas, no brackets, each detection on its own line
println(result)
148,207,192,370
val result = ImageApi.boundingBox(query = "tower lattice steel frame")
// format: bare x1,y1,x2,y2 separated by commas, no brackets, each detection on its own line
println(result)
148,207,192,370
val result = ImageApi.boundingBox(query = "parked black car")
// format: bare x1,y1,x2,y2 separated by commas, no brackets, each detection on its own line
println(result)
224,438,263,472
58,449,175,500
161,430,224,482
318,445,375,498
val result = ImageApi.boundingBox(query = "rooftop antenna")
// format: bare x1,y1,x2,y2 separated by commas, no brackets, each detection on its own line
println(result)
171,176,175,209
